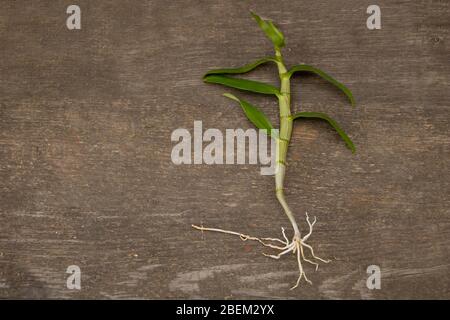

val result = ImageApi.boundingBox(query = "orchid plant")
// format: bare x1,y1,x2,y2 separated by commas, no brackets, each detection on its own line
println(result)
193,12,356,289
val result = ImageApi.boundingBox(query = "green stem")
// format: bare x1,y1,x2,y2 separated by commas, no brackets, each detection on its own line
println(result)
274,48,301,237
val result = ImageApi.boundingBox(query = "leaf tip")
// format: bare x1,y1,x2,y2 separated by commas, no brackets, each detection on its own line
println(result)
223,93,238,101
250,11,285,49
250,10,259,19
203,74,217,84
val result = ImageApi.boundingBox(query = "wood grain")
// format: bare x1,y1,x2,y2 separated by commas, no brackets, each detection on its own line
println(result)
0,0,449,299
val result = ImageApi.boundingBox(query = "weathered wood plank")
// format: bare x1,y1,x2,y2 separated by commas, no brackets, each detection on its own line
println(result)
0,0,449,298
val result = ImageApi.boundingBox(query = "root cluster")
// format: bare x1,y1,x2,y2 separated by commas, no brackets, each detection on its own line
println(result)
192,212,329,289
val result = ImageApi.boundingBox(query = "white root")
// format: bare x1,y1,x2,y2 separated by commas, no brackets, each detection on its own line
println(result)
192,212,330,290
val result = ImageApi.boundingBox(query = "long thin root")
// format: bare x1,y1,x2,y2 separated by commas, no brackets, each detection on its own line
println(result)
192,224,288,250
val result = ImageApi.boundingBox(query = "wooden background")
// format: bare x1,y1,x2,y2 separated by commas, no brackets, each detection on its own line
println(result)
0,0,449,299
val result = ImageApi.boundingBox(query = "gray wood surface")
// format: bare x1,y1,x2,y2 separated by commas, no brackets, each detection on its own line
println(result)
0,0,449,299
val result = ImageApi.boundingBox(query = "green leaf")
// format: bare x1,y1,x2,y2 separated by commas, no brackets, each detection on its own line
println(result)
204,57,277,77
204,74,280,95
287,65,355,107
291,112,356,153
223,93,275,135
251,11,285,49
